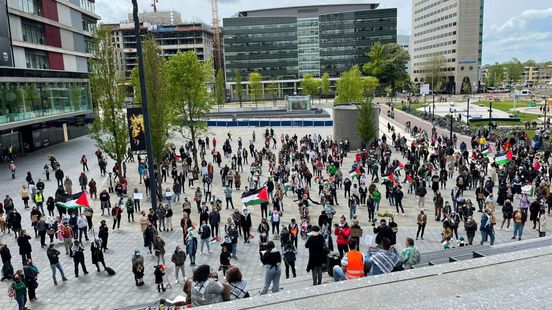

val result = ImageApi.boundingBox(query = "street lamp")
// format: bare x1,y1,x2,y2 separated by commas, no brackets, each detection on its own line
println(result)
432,92,435,121
449,107,455,142
132,0,158,210
466,97,470,125
488,100,493,128
544,96,548,129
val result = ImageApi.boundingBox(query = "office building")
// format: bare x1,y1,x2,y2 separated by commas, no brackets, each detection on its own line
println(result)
410,0,484,94
523,65,552,86
107,16,214,79
0,0,99,154
397,34,411,75
222,4,397,97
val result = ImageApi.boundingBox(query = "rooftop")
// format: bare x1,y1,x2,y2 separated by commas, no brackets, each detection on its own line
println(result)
237,3,380,17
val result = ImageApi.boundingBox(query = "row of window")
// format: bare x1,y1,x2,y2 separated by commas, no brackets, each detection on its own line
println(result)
82,18,96,33
22,20,45,45
414,0,432,7
413,57,455,67
224,23,296,31
414,39,457,52
414,12,457,30
414,2,458,22
413,21,457,37
25,49,48,70
19,0,42,17
413,48,456,60
414,0,452,14
80,0,95,14
413,67,456,74
225,32,297,39
414,30,456,45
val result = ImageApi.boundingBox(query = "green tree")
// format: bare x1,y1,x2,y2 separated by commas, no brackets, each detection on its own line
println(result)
266,76,280,106
357,99,377,145
131,37,173,198
234,70,244,107
320,72,330,103
335,65,365,104
504,58,524,84
301,74,320,103
248,72,262,107
363,42,410,92
214,69,225,108
483,63,505,88
164,51,214,168
89,25,128,169
423,55,446,92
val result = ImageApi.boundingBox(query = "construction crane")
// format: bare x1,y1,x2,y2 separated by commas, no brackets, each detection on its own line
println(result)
211,0,223,72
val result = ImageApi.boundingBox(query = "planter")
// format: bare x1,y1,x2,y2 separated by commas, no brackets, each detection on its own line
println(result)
333,104,379,150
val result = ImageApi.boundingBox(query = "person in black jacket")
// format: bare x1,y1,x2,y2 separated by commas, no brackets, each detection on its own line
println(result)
0,243,12,281
46,244,67,285
17,230,32,265
240,207,252,243
91,239,106,272
259,241,281,295
373,219,393,248
305,226,326,285
71,240,88,277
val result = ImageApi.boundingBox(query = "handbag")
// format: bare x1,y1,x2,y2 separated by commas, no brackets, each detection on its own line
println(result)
7,285,14,298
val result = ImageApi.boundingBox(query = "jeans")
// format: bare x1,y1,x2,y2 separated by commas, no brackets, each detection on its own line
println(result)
416,224,426,239
15,292,26,310
260,266,281,294
480,230,495,245
231,243,237,257
368,207,375,222
200,238,210,254
349,205,356,220
332,265,347,281
513,223,524,239
78,227,88,242
50,263,66,283
175,265,185,281
284,260,296,278
312,265,323,285
374,201,380,211
21,252,31,265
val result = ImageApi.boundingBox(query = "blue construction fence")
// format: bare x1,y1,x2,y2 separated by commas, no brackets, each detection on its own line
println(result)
206,120,333,127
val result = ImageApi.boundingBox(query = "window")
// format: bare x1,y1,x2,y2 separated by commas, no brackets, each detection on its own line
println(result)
25,49,49,69
85,40,93,53
22,20,45,45
80,0,95,13
20,0,43,16
82,18,96,33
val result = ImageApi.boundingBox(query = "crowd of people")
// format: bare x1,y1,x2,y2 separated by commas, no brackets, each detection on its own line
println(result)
0,121,550,309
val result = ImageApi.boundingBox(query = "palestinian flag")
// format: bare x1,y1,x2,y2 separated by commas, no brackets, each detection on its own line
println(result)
241,187,269,206
56,192,89,209
415,132,424,139
395,162,405,173
323,179,332,187
174,155,182,162
209,236,221,244
482,147,493,156
382,174,397,186
405,175,413,184
495,149,513,166
349,169,361,179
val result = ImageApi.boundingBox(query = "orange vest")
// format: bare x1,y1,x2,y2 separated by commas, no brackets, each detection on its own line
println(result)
345,250,364,279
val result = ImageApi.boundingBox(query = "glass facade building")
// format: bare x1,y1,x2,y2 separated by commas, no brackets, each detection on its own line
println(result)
222,4,397,96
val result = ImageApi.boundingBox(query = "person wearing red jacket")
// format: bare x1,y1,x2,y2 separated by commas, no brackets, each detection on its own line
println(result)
334,215,351,258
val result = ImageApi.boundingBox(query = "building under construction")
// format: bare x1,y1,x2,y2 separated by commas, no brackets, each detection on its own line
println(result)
106,11,214,79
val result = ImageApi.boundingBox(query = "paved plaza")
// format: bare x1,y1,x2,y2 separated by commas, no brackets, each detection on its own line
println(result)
0,121,541,310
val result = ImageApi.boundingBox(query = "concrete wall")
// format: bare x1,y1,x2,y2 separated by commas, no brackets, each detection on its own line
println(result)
333,104,379,150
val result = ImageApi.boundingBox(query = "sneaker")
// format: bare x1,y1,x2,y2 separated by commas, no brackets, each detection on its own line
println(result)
175,280,179,284
62,278,68,281
402,213,405,216
511,236,516,239
54,281,58,286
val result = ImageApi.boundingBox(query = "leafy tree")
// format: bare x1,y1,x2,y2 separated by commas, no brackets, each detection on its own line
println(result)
248,72,262,107
234,70,244,107
320,72,330,103
483,62,505,87
363,42,410,92
504,58,524,84
335,65,366,104
423,55,446,92
357,99,377,145
266,76,280,105
301,74,320,104
131,37,173,198
89,25,128,169
214,69,225,108
164,51,214,168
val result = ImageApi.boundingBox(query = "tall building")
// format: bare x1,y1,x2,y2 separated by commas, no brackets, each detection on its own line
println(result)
107,17,213,79
410,0,483,94
397,34,411,75
223,4,397,97
0,0,99,154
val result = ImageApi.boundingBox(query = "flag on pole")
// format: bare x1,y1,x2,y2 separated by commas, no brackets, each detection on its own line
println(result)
405,175,413,184
209,236,221,244
395,162,405,173
382,174,397,186
56,192,89,209
241,187,269,206
323,179,331,187
482,147,493,156
349,169,361,179
495,149,513,165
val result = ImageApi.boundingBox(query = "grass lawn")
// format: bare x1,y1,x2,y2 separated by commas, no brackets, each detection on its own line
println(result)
474,101,532,112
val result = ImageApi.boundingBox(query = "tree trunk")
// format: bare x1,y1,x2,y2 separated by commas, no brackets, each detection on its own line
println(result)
156,165,162,207
190,126,199,168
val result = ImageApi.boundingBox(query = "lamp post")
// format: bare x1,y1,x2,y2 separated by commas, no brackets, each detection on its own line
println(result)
544,96,548,129
432,92,435,121
132,0,157,210
488,100,493,128
449,107,455,142
466,97,470,125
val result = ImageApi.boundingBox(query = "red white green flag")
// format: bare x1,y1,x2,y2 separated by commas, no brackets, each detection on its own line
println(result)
56,192,90,209
395,162,405,173
349,169,361,179
495,149,513,165
241,187,269,206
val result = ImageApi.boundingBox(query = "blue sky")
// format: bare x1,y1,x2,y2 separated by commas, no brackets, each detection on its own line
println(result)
96,0,552,65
